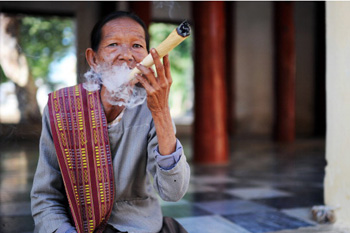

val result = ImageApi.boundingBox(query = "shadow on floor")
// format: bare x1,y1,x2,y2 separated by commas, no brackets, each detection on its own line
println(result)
0,137,338,233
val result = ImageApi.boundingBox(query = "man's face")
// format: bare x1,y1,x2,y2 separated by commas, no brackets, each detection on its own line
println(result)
95,17,148,69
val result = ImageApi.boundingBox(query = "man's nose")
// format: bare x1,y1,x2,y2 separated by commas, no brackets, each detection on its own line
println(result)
118,45,133,61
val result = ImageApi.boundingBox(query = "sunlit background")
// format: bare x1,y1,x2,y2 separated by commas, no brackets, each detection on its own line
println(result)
0,14,193,125
0,14,76,123
2,2,344,233
150,22,193,121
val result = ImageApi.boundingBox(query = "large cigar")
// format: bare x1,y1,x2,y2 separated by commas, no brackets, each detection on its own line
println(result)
129,20,191,80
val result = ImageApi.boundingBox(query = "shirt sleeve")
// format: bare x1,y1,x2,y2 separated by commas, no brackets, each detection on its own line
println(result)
154,139,183,170
31,106,75,233
147,117,190,202
55,223,76,233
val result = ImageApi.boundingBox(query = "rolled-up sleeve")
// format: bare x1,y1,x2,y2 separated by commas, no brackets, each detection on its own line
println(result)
147,120,190,202
154,139,183,170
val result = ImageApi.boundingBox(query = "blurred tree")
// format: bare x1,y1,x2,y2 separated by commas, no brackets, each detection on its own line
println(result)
0,14,40,124
19,16,75,84
0,13,75,124
149,23,193,118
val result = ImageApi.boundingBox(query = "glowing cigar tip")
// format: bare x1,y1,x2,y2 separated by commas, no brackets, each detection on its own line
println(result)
176,20,191,37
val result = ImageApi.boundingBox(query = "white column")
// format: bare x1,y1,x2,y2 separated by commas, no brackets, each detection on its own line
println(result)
325,2,350,228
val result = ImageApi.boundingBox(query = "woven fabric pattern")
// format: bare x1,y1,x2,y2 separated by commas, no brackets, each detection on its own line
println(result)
48,84,115,233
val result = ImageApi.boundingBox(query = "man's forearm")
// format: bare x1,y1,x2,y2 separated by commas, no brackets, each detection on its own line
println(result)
152,109,176,155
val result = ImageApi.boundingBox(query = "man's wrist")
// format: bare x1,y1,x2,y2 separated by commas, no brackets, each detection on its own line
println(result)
151,108,176,155
151,107,171,119
154,139,183,170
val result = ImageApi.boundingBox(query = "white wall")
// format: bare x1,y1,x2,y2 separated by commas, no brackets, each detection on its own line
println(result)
234,2,274,137
233,2,318,138
325,1,350,228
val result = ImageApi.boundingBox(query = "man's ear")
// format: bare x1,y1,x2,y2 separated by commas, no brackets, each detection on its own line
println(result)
86,48,98,69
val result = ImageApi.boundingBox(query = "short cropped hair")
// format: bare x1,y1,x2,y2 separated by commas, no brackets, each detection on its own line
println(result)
90,11,149,52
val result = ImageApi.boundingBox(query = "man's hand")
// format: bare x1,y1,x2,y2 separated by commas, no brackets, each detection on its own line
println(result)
135,49,172,113
135,49,176,155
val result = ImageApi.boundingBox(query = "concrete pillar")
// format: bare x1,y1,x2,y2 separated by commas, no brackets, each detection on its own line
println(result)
193,1,229,164
325,2,350,228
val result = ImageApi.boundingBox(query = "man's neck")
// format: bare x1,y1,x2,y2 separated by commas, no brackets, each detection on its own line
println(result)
100,86,125,123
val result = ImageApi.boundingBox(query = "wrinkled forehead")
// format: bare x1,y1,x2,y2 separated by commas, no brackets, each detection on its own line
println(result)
101,17,146,40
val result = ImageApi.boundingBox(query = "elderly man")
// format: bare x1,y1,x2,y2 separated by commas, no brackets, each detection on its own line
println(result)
31,11,190,233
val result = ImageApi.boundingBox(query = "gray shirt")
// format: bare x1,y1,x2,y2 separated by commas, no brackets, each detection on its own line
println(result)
31,101,190,233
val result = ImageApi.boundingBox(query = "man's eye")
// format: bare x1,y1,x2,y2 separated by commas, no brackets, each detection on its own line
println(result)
133,44,143,48
108,43,118,47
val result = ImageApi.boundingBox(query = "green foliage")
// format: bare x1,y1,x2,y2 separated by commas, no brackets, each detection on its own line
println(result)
18,16,75,82
149,23,193,117
0,65,9,84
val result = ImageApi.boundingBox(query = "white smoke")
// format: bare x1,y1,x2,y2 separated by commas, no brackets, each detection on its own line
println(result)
82,63,146,108
83,69,101,92
153,1,178,19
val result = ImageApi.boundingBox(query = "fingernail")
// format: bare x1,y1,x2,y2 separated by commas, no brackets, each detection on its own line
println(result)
151,49,156,53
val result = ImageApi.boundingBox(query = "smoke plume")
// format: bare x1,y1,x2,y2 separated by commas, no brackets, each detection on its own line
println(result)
83,63,146,108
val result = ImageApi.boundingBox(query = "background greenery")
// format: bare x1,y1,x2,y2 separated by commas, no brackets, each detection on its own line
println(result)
18,15,75,87
1,18,193,119
149,22,194,118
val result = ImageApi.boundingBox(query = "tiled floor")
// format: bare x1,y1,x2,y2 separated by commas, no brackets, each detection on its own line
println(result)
0,137,347,232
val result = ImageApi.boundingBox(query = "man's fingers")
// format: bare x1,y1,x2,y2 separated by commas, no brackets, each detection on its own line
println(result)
163,54,172,85
135,48,171,93
135,74,156,95
129,76,139,86
136,63,158,87
150,49,167,86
